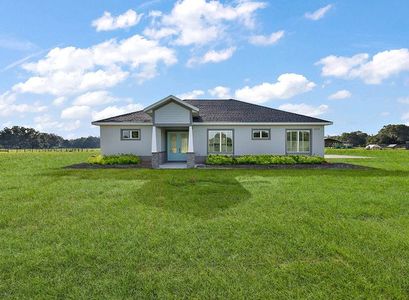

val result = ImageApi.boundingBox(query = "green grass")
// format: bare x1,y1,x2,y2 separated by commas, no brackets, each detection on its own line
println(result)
1,150,409,298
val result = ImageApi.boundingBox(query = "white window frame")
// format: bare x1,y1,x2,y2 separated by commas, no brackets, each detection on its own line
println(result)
207,129,234,154
252,129,270,140
286,129,311,154
121,129,141,140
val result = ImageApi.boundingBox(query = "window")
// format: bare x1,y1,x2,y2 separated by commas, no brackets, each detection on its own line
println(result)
286,130,311,153
252,129,270,140
121,129,140,140
208,130,233,154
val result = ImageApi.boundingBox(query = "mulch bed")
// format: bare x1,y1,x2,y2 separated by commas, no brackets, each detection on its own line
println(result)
65,162,367,170
64,162,151,169
198,163,369,169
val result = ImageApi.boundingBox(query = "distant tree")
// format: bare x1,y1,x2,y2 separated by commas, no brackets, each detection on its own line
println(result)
0,126,99,149
339,131,369,146
372,124,409,144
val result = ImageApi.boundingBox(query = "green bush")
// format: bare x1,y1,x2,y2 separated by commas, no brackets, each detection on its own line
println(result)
88,154,141,165
206,154,325,165
206,154,234,165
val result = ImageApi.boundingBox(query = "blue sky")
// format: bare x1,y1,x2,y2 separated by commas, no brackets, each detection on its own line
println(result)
1,0,409,138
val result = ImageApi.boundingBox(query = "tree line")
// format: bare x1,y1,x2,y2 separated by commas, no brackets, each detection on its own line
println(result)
0,126,100,149
328,124,409,147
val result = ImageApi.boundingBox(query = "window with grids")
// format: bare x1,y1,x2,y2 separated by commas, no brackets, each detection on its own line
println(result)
252,129,270,140
286,130,310,153
121,129,140,140
208,130,233,154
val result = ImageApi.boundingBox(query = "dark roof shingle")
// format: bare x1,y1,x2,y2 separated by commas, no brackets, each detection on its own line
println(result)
93,99,331,123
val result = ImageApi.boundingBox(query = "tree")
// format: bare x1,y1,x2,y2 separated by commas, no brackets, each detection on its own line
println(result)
0,126,99,149
339,131,369,146
372,124,409,144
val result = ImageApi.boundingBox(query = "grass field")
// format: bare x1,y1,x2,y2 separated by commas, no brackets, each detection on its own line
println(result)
1,149,409,298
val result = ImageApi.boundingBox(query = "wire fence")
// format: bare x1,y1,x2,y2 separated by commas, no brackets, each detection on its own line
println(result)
0,148,99,153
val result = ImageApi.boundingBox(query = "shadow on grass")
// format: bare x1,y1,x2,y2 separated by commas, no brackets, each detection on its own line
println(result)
47,169,252,219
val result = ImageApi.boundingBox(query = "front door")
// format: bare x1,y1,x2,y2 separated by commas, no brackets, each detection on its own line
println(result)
167,132,188,161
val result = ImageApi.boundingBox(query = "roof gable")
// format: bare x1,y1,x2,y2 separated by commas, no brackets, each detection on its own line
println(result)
143,95,199,114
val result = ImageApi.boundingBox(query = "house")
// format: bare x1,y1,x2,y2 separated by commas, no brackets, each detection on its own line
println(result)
92,95,332,168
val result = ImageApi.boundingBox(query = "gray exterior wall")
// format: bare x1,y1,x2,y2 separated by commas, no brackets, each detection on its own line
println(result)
100,125,153,156
154,102,191,124
99,124,325,158
192,125,325,157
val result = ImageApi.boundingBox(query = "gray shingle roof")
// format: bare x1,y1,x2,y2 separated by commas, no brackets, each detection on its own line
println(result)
93,99,331,123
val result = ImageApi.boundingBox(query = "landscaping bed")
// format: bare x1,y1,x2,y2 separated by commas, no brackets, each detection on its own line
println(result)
200,162,367,169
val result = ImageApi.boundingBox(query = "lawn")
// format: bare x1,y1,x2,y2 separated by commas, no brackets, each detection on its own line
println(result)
1,150,409,298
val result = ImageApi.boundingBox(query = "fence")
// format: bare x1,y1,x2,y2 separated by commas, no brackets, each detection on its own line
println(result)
0,148,99,153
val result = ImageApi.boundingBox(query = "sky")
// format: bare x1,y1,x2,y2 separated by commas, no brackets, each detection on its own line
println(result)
0,0,409,138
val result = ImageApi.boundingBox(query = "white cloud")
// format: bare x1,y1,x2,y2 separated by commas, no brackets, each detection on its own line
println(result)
317,53,369,78
380,111,390,117
34,114,81,132
305,4,333,21
234,73,316,104
249,30,284,46
73,90,115,106
92,9,143,31
209,86,231,98
52,96,66,106
177,90,205,99
144,0,266,46
279,103,329,117
187,47,236,66
61,105,91,119
317,49,409,84
92,103,144,121
328,89,351,100
0,91,47,116
398,97,409,104
12,34,177,96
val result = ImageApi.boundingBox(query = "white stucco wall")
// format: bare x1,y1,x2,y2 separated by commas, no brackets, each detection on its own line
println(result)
154,102,191,124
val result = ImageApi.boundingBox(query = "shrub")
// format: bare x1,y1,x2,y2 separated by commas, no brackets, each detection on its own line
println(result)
206,154,234,165
88,154,141,165
206,154,325,165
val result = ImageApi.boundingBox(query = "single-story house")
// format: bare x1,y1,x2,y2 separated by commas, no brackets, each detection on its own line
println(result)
92,95,333,168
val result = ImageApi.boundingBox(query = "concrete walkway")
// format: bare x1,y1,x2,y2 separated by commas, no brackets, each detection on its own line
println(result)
325,154,372,159
159,162,188,169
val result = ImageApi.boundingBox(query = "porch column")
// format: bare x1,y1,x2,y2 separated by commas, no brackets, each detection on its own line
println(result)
187,125,195,168
151,125,157,152
188,125,194,152
151,126,159,168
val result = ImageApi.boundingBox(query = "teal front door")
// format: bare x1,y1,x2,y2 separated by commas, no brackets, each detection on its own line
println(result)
167,132,188,161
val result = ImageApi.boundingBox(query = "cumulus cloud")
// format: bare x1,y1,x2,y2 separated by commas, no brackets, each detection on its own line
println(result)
317,49,409,84
92,9,143,31
187,47,236,66
92,103,144,121
73,90,115,106
52,96,66,106
249,30,284,46
305,4,333,21
209,86,231,98
328,89,351,100
34,114,81,132
0,91,47,116
12,35,177,96
398,97,409,104
61,105,91,119
177,90,205,99
144,0,266,46
278,103,329,117
234,73,316,104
